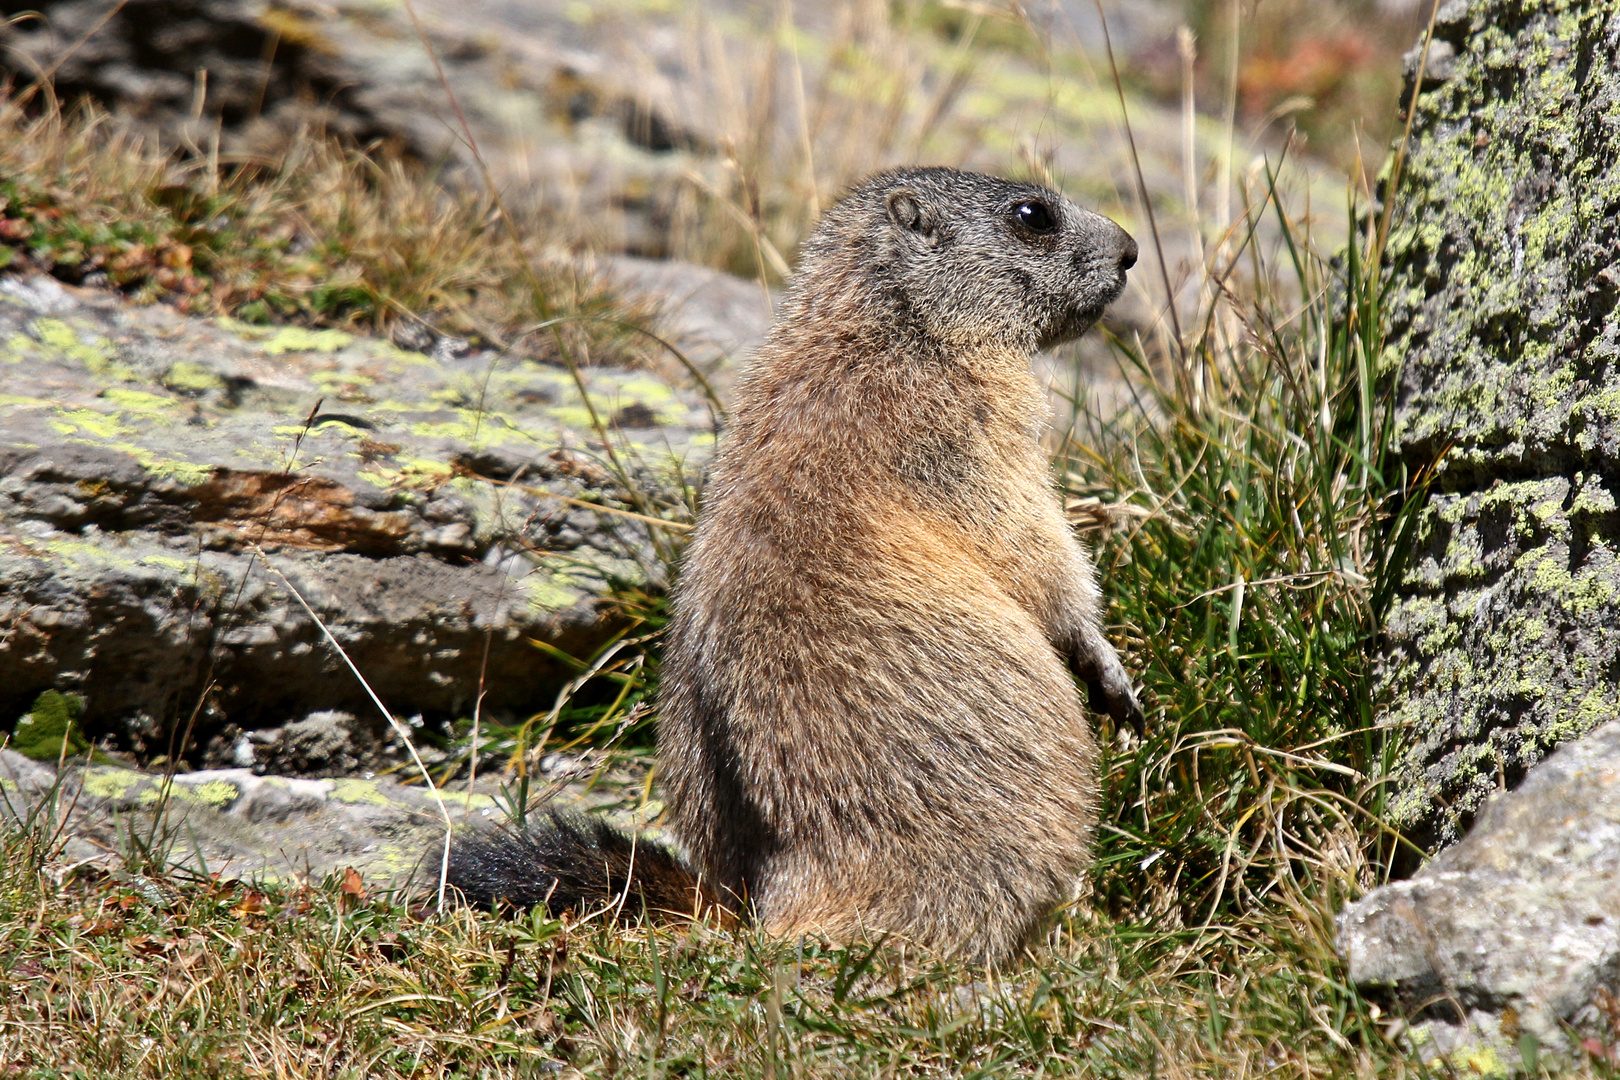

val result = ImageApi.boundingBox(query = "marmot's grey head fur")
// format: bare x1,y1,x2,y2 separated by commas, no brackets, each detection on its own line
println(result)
787,166,1137,353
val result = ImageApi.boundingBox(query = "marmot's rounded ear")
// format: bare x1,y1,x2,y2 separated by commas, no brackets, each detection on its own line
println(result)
886,189,939,246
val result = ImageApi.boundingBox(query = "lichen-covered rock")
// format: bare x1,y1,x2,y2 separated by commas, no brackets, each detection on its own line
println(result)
0,273,717,750
1337,718,1620,1071
1379,0,1620,844
0,746,662,890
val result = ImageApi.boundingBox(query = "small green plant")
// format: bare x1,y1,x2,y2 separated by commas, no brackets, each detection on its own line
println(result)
11,690,89,762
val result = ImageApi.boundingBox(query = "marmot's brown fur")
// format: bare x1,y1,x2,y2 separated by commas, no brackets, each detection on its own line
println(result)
446,167,1142,966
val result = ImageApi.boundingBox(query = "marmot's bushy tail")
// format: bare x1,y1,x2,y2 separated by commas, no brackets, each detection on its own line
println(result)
441,808,730,922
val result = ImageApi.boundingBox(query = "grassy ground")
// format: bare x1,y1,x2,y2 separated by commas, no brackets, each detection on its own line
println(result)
0,819,1394,1078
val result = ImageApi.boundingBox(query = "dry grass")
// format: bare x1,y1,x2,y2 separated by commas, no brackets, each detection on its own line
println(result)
1158,0,1430,181
0,91,643,365
651,1,993,281
620,0,1421,288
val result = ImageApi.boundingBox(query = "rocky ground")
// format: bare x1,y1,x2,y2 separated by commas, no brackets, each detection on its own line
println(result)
1339,718,1620,1071
0,0,1353,357
0,739,664,894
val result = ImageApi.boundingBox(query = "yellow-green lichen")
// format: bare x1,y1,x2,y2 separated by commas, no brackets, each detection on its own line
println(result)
257,327,356,354
104,443,214,486
329,778,395,806
1446,1041,1510,1078
100,387,180,412
137,778,240,808
312,369,376,388
436,790,498,810
526,575,582,613
364,340,434,365
4,332,36,361
51,408,133,440
141,458,212,486
546,406,599,428
80,767,147,800
399,458,454,478
177,779,242,808
410,417,483,441
30,318,135,380
1571,480,1617,516
161,362,225,394
614,378,674,403
1575,689,1615,725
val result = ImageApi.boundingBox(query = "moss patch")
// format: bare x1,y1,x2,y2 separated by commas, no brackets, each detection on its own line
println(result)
10,690,89,762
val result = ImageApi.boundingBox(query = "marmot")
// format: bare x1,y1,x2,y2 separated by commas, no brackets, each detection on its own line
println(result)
446,167,1143,966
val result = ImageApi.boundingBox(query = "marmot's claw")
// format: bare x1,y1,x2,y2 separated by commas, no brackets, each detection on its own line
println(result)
1073,635,1145,733
1088,672,1145,734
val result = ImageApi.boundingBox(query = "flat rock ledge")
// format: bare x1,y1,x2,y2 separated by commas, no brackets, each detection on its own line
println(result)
0,747,659,893
1337,719,1620,1073
0,272,725,748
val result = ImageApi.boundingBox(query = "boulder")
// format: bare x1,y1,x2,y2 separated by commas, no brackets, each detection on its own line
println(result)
593,254,775,396
1338,719,1620,1071
0,273,718,751
1378,0,1620,844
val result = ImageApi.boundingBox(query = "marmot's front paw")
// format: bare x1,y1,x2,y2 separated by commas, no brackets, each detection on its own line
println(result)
1086,658,1144,733
1071,635,1145,732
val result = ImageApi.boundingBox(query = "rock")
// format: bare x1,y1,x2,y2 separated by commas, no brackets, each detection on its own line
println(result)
1337,719,1620,1071
0,0,722,256
1378,0,1620,845
0,0,460,162
0,747,661,890
248,710,382,778
595,254,774,395
0,274,715,751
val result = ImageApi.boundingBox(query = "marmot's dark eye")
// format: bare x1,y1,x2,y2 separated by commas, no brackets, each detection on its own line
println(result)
1014,200,1058,234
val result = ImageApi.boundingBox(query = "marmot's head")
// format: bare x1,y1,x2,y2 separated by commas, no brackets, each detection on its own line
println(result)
793,167,1136,353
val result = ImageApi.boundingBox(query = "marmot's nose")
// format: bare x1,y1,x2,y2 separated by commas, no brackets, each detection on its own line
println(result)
1118,234,1139,272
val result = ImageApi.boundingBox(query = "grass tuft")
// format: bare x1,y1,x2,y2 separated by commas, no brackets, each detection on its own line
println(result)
1067,166,1426,932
